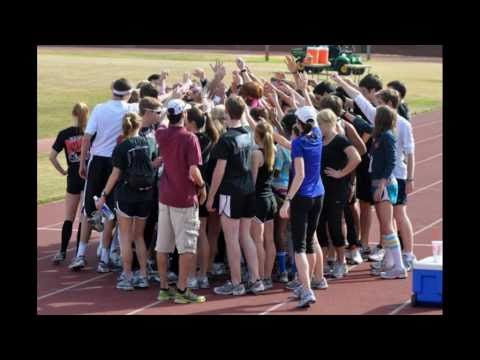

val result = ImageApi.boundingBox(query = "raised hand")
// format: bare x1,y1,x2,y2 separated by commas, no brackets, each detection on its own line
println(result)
236,57,246,70
273,72,286,80
183,72,191,84
192,68,206,80
297,72,309,90
329,71,341,83
232,70,242,86
160,70,169,80
284,55,298,73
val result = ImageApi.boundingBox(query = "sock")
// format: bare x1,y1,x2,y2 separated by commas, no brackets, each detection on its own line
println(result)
60,220,73,253
276,251,287,273
77,241,88,257
383,248,394,268
291,260,297,274
402,250,413,257
101,247,110,264
75,222,82,253
383,233,404,270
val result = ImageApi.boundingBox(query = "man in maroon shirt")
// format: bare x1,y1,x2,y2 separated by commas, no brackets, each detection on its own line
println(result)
155,99,207,304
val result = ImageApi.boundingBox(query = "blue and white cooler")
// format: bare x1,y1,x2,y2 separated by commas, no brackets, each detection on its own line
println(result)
411,255,443,307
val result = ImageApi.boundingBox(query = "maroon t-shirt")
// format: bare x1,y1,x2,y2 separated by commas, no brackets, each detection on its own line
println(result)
155,125,202,208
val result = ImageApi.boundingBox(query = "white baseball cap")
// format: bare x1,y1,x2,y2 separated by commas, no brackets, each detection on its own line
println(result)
295,106,318,125
167,99,191,115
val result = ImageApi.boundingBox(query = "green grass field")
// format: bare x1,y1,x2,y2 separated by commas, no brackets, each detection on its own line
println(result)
37,46,442,204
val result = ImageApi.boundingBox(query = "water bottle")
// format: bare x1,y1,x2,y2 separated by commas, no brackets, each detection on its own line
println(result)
93,196,115,221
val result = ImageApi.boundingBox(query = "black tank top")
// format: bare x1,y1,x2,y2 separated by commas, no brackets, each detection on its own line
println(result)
255,149,274,198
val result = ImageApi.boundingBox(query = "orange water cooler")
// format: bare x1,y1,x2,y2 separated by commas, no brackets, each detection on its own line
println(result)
306,47,318,64
317,46,329,64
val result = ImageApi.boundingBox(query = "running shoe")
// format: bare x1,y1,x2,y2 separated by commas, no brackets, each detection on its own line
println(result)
214,281,245,296
69,256,87,271
402,253,416,272
332,263,347,279
380,268,408,280
211,262,226,276
370,259,386,270
275,271,289,283
157,288,176,301
311,276,329,290
350,248,364,265
297,288,316,308
133,275,149,289
174,288,206,304
187,276,199,289
52,251,66,265
168,272,178,285
263,278,273,290
148,270,161,283
116,273,134,291
361,246,371,260
246,279,265,295
286,277,302,290
292,284,304,299
368,247,385,262
96,261,111,273
197,275,210,289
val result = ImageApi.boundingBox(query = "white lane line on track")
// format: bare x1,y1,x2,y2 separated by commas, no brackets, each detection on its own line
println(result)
415,134,442,145
416,153,442,165
409,180,442,196
388,299,412,315
37,273,111,301
412,120,442,130
126,301,162,315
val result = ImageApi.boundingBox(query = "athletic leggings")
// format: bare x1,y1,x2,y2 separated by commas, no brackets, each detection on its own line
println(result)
290,195,324,254
317,194,347,248
344,204,362,248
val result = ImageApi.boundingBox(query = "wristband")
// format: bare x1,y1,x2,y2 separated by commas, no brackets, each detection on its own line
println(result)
407,179,414,182
240,69,247,73
101,190,108,198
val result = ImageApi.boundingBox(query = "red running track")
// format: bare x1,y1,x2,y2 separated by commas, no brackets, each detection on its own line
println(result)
37,109,443,315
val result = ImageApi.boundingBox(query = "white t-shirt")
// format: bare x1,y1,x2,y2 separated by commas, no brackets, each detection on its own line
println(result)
85,100,138,157
354,94,415,180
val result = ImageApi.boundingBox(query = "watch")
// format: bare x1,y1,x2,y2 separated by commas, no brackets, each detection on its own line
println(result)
101,190,109,198
285,195,293,202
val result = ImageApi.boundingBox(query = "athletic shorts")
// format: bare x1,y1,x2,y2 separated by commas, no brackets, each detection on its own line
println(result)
254,195,277,223
218,193,256,219
155,202,200,255
371,178,398,205
356,170,374,204
394,179,408,206
115,200,151,219
67,173,85,195
84,156,115,218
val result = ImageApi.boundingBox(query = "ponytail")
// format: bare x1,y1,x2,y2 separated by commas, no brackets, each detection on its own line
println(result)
72,102,89,135
204,112,220,144
255,120,276,172
122,112,141,138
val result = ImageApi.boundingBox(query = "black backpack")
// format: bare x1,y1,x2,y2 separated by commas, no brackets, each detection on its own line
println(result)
125,139,156,191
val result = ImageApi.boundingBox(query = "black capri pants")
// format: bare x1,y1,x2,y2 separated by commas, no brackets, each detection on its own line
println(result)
316,193,347,248
290,195,324,254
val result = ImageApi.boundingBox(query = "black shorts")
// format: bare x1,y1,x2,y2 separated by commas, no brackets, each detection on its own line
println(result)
84,156,115,218
115,200,151,219
67,173,85,195
254,195,277,223
199,203,209,218
218,192,256,219
356,170,374,204
394,179,408,206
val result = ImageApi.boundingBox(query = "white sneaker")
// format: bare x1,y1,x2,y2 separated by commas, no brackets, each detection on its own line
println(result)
350,249,364,265
368,247,385,262
187,276,199,289
332,262,347,278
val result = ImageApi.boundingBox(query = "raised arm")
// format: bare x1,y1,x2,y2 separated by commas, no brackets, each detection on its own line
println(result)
344,121,367,156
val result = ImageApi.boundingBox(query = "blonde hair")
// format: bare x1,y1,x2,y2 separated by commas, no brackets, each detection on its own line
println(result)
122,112,141,138
255,120,276,172
316,108,337,129
72,102,89,134
211,105,226,134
